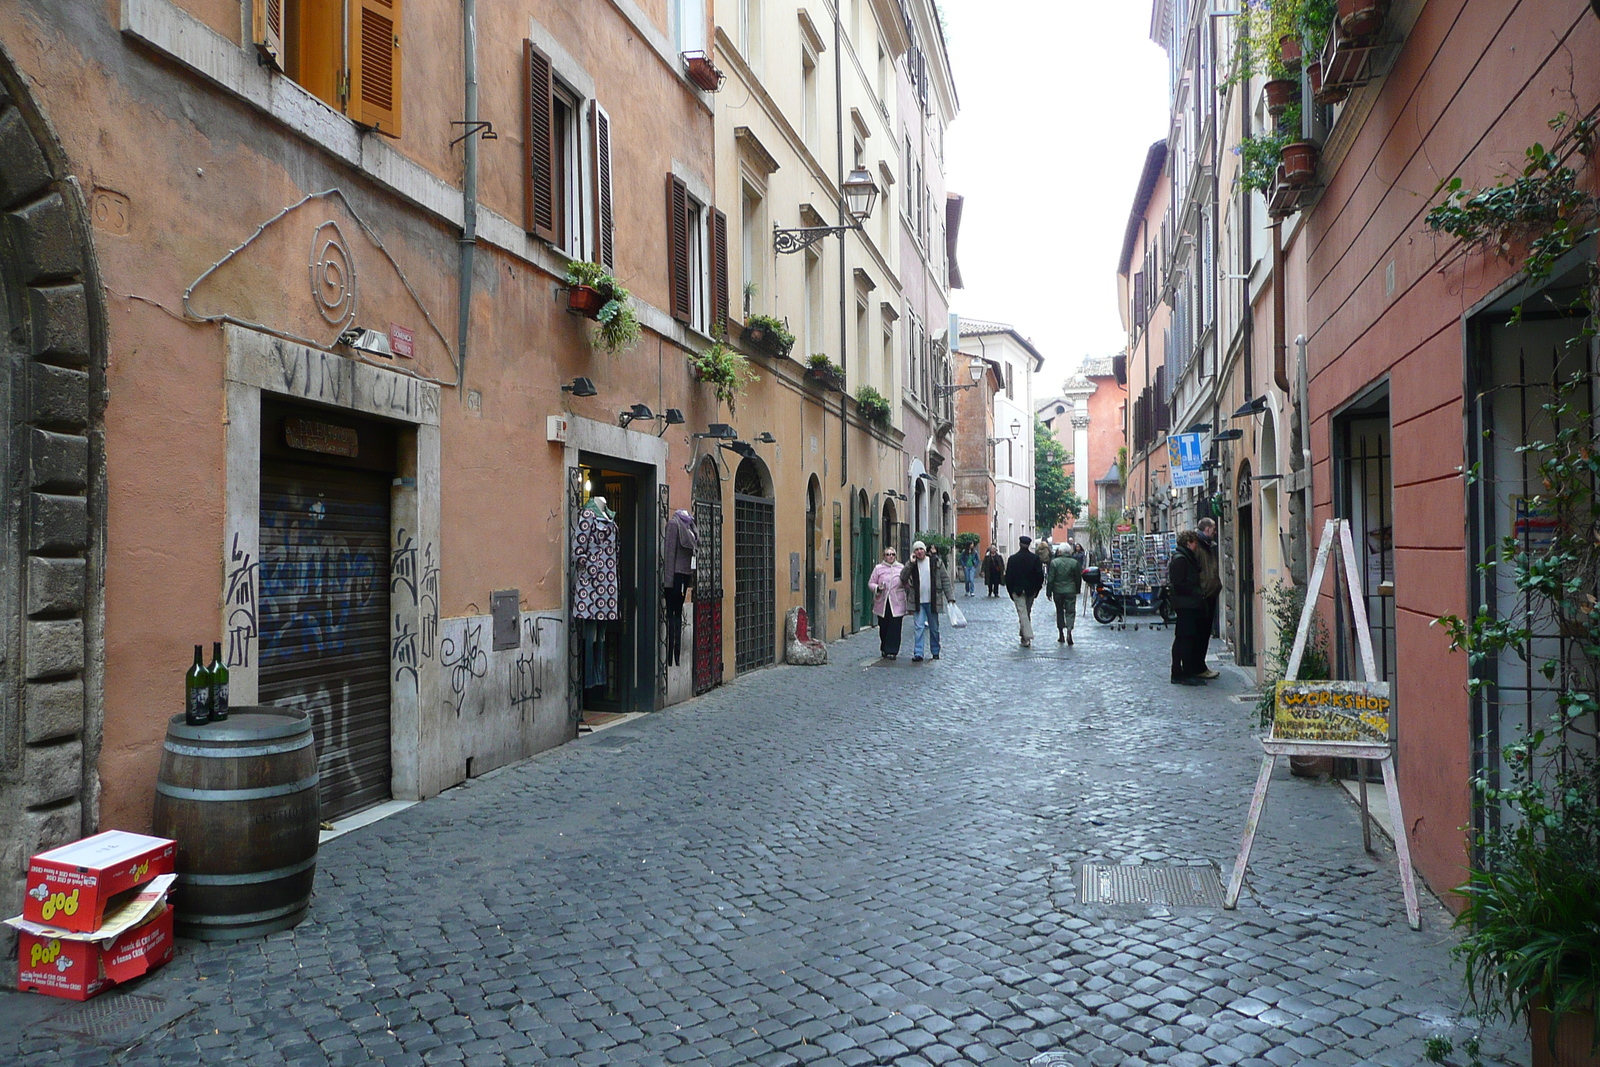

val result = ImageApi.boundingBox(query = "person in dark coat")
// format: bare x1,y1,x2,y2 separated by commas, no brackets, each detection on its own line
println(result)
1168,530,1207,685
983,546,1006,597
1194,518,1223,679
1005,536,1046,648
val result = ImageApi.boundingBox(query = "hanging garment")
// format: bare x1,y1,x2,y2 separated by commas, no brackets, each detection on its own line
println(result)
573,507,620,620
664,573,692,666
664,510,698,584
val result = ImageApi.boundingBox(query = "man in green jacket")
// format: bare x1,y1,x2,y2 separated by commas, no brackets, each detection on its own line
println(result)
1047,543,1084,646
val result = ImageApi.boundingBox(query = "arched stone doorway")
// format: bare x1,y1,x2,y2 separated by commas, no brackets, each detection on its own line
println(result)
0,48,104,947
692,456,723,694
733,457,774,672
1236,462,1255,667
854,489,873,630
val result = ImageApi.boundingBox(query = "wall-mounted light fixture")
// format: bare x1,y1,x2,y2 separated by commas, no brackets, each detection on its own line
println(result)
985,419,1023,445
933,359,987,396
619,403,656,428
774,167,881,254
1232,395,1269,419
1184,421,1213,434
561,377,598,397
753,432,776,444
1212,428,1244,442
719,440,757,460
338,326,394,357
693,423,738,440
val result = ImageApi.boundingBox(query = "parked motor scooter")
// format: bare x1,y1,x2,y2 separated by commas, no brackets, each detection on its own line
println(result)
1089,567,1175,624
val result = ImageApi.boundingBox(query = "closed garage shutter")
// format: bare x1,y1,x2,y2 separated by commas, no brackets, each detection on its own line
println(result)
259,460,392,820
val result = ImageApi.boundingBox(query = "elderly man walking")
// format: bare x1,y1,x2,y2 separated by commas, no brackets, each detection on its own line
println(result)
1193,517,1223,679
1047,543,1084,646
900,540,952,662
1005,536,1046,648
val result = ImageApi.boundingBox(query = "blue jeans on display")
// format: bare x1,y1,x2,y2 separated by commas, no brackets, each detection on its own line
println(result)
913,603,941,658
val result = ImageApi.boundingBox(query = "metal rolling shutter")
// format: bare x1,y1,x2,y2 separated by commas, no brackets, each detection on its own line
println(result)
259,461,392,820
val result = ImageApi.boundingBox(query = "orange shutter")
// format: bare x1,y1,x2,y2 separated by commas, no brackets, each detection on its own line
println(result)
667,175,690,323
252,0,286,71
349,0,402,135
590,101,614,268
525,42,556,241
712,208,729,335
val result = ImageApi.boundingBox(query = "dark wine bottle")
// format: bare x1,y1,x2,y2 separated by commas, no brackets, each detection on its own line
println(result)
208,641,229,722
184,644,210,726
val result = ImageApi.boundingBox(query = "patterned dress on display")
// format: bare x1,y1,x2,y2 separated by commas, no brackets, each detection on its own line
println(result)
573,507,620,620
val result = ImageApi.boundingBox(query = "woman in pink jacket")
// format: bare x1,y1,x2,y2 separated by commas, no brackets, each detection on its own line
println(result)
869,546,907,659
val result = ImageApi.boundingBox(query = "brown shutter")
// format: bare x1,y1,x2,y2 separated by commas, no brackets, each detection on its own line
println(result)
667,175,690,323
524,42,556,241
350,0,402,135
253,0,286,70
590,101,614,268
712,208,729,335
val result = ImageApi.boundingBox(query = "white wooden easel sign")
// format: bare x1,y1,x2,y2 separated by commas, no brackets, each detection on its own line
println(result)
1223,518,1420,930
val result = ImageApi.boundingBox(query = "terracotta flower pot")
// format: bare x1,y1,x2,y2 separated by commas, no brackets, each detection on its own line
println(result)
1338,0,1387,40
1278,34,1302,70
567,284,606,319
1309,59,1349,105
684,54,724,92
1282,141,1320,186
1264,78,1299,115
1530,1003,1600,1067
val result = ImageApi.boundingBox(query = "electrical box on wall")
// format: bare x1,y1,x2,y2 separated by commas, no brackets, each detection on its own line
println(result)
547,415,569,443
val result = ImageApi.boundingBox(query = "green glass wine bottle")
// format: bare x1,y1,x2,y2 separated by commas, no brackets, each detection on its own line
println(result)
208,641,229,722
184,644,210,726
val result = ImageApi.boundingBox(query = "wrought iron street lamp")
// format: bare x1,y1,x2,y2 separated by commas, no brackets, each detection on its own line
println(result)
933,359,987,396
774,167,882,255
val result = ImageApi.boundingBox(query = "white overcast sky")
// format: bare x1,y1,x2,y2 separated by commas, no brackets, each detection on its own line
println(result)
943,1,1171,396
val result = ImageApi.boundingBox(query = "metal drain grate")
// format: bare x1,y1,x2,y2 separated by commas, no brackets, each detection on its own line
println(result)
40,991,191,1045
1079,863,1225,907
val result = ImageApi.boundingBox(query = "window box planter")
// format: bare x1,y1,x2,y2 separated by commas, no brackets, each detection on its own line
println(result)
1282,141,1320,186
806,365,845,392
1308,59,1348,105
742,318,794,359
1338,0,1388,40
682,51,725,92
567,284,606,320
1264,78,1299,117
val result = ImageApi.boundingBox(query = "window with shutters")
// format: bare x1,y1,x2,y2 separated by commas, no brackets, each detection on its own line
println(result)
524,43,614,268
665,175,726,336
738,0,764,73
252,0,402,136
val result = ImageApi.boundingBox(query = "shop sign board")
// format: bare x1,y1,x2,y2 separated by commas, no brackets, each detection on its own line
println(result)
1271,680,1391,745
1169,433,1205,489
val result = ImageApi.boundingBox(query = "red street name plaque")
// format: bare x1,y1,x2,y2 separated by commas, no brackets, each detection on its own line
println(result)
285,416,359,458
389,323,415,358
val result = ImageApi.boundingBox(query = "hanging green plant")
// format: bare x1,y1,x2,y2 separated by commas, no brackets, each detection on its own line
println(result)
854,384,891,424
742,313,795,358
688,341,758,412
565,261,641,354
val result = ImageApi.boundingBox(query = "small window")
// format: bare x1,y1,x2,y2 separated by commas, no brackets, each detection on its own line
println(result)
741,182,765,317
255,0,403,136
673,0,707,54
802,51,819,150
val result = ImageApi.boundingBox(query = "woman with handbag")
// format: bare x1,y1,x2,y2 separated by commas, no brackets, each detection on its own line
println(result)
869,546,907,659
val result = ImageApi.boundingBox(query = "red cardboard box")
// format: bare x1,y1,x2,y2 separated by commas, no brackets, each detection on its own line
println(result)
24,830,175,933
15,900,175,1001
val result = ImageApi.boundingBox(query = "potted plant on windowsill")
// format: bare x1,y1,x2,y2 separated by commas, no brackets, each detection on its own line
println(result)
806,353,845,391
854,384,891,425
1264,76,1300,116
742,314,794,359
681,51,726,92
1282,140,1320,185
1338,0,1387,40
689,341,759,413
565,261,641,354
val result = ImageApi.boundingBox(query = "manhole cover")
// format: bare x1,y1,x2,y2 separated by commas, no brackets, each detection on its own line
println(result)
1079,863,1225,907
39,990,192,1046
1030,1054,1078,1067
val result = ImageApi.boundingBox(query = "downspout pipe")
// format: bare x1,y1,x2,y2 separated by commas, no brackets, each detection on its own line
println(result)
457,0,479,401
1272,220,1288,393
835,3,848,488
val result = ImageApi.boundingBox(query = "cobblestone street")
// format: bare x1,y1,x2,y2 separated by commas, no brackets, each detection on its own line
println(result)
9,594,1521,1067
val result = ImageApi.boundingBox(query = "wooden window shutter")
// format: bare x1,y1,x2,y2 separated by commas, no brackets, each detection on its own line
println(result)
712,208,729,334
252,0,286,71
667,175,690,323
350,0,402,135
590,101,614,268
524,42,556,241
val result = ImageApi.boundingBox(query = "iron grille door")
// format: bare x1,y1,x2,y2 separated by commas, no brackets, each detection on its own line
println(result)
567,466,583,728
657,483,669,708
693,497,724,694
259,461,392,820
734,494,775,672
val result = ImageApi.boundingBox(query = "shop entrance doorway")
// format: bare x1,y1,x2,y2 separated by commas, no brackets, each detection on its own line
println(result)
573,454,659,720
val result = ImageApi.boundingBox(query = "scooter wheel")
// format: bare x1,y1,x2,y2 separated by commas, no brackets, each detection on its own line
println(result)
1094,601,1118,625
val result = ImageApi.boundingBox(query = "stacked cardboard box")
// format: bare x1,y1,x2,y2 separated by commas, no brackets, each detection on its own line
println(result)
6,831,177,1000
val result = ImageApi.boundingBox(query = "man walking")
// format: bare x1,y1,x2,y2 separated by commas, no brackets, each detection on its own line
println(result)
1168,530,1207,685
1194,518,1223,679
1005,536,1045,648
900,540,952,662
1047,543,1084,646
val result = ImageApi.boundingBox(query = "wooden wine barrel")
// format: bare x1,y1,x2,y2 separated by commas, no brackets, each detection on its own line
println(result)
152,707,319,941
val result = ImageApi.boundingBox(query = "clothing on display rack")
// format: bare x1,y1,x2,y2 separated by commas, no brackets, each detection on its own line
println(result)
663,510,697,667
583,620,608,689
573,497,620,621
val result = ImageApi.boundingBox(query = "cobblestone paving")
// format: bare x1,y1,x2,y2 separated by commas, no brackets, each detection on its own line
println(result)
10,595,1524,1067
